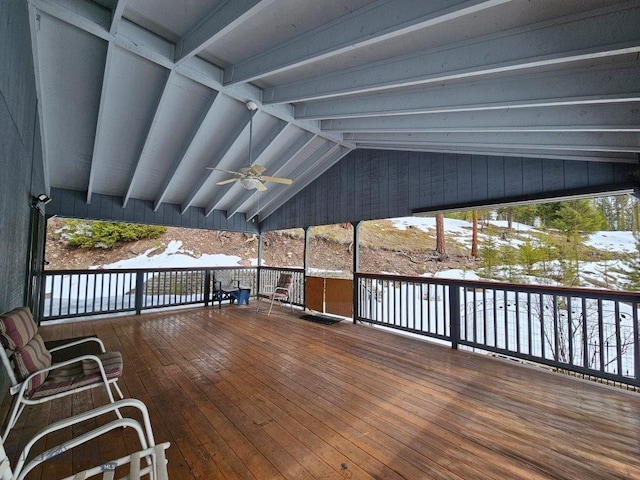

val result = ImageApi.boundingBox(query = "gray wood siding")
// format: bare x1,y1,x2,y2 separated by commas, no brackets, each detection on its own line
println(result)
262,149,639,231
0,0,45,398
48,188,259,234
0,0,42,312
46,151,640,234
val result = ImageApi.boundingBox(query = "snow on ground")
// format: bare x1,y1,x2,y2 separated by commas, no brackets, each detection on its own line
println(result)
391,216,540,249
428,269,481,281
87,219,639,291
488,220,537,231
586,231,637,254
96,240,253,269
578,259,631,289
391,216,471,235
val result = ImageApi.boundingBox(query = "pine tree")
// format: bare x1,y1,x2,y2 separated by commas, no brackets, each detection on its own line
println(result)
479,238,500,278
550,200,608,242
471,210,479,258
435,213,446,257
625,234,640,291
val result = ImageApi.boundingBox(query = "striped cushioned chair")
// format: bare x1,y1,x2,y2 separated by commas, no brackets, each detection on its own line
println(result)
0,307,124,441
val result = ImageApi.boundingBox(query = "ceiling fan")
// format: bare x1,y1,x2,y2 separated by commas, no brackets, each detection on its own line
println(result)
211,101,293,191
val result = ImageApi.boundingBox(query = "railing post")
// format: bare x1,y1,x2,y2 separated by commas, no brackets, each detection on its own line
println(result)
204,269,211,307
135,271,144,315
449,284,461,349
37,271,47,325
634,299,640,384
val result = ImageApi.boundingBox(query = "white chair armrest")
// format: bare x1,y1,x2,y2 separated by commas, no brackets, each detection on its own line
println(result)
47,336,106,353
14,398,156,476
15,417,151,480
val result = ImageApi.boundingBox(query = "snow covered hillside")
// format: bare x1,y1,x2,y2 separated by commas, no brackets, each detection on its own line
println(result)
85,216,639,291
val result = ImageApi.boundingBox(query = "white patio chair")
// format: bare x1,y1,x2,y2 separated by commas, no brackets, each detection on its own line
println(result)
257,273,294,315
0,398,169,480
0,307,124,441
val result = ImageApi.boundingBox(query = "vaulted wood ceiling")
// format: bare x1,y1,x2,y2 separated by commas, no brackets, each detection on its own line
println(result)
28,0,640,223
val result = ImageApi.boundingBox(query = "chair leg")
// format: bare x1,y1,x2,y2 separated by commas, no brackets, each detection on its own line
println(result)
113,381,125,400
111,381,125,420
268,296,276,315
2,398,25,442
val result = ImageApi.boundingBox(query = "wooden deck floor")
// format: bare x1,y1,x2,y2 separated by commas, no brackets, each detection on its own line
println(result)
3,304,640,479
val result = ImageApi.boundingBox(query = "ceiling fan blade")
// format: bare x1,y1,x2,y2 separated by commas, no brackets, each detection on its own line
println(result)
260,175,293,185
255,181,268,192
248,164,267,176
216,178,240,186
207,167,243,176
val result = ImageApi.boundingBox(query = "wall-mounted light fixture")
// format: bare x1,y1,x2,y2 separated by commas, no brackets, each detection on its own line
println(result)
33,193,51,205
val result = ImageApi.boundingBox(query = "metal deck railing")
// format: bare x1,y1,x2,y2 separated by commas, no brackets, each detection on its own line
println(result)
356,273,640,387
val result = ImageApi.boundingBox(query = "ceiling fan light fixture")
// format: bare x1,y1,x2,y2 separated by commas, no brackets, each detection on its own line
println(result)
211,102,292,191
240,177,260,190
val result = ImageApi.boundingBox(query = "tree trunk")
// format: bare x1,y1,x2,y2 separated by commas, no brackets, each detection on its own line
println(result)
435,213,446,255
471,210,479,258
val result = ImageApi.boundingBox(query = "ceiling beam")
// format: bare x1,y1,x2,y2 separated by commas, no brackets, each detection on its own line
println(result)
109,0,127,34
123,70,174,208
215,131,316,217
203,119,290,216
295,62,640,120
255,145,351,221
175,0,273,65
355,146,640,164
86,43,117,204
29,0,111,39
210,120,290,217
224,0,509,84
321,104,640,134
346,131,640,153
153,91,219,211
27,3,51,193
181,114,253,214
263,3,640,104
248,141,341,221
29,0,353,150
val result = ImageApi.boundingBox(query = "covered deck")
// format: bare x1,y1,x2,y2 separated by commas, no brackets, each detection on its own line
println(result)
3,305,640,479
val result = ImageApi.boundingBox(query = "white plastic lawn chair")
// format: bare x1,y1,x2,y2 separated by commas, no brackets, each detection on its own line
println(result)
0,398,169,480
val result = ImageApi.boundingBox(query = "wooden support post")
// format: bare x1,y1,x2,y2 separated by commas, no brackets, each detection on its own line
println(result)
303,226,312,311
352,221,361,324
257,232,263,296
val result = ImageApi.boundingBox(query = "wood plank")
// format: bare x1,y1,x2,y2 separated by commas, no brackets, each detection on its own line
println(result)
305,276,324,313
0,305,638,479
